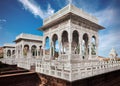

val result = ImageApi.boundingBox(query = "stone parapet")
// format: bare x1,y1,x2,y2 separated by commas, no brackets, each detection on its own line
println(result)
44,4,98,25
15,33,43,42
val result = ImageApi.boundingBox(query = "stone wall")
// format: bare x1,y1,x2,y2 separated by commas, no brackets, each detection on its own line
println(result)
1,65,120,86
38,69,120,86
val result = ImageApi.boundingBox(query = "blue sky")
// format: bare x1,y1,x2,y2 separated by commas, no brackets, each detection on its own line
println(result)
0,0,120,57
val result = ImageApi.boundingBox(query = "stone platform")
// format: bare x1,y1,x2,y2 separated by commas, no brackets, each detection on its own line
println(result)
38,69,120,86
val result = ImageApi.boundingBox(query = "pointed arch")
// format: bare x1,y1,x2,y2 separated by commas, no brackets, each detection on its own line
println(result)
52,34,59,59
38,45,43,56
31,45,37,57
72,30,79,54
45,36,50,55
23,44,29,56
91,35,96,55
82,33,89,59
61,30,69,54
7,50,11,57
12,50,15,55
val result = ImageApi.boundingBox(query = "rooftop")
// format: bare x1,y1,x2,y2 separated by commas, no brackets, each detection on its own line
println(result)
39,4,104,31
3,43,15,48
14,33,43,42
44,4,98,25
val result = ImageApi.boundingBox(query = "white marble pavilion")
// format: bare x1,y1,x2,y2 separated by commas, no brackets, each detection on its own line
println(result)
39,4,104,62
3,43,15,58
1,4,120,81
14,33,43,58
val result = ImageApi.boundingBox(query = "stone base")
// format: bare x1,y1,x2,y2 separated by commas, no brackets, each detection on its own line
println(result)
38,69,120,86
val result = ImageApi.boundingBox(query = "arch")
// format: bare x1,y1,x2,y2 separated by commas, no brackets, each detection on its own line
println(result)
52,34,59,59
12,50,15,55
7,50,11,57
62,31,68,43
61,30,69,54
82,33,89,59
45,36,50,55
31,45,37,57
91,35,96,55
72,30,79,54
23,44,29,56
38,45,43,56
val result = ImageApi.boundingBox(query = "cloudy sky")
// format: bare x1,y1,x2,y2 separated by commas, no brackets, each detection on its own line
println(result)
0,0,120,57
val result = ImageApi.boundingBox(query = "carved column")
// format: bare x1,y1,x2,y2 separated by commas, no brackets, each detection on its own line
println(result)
79,33,82,60
89,43,92,60
58,40,61,57
15,46,18,58
37,49,39,58
16,45,20,58
49,37,52,59
42,37,45,60
58,30,61,58
3,49,6,58
21,43,24,58
68,28,72,61
53,42,55,59
29,44,32,58
35,49,37,58
4,48,7,58
89,36,92,60
96,36,99,56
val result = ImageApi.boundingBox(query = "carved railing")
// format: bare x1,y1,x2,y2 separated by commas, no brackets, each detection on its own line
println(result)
91,55,97,59
58,54,69,61
0,58,17,65
1,57,120,81
71,54,82,61
17,58,30,70
36,61,71,80
35,60,120,81
44,55,50,60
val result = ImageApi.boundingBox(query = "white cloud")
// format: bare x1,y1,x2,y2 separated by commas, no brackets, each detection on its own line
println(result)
94,7,119,27
0,19,6,22
0,19,6,30
99,30,120,57
99,32,120,48
18,0,55,19
92,6,120,57
45,4,55,18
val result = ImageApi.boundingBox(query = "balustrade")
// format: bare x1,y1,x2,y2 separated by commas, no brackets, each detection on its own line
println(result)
1,57,120,81
35,60,120,81
58,54,69,61
71,54,81,60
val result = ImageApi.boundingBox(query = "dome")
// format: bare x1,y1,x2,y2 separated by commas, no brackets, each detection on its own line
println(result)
109,48,118,58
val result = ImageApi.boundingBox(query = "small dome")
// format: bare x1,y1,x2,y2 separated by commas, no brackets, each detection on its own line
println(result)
109,48,118,58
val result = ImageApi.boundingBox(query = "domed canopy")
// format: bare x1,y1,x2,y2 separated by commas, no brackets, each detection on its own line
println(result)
109,48,118,58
